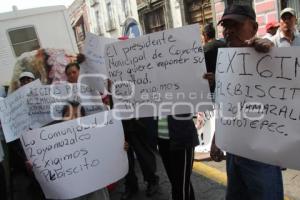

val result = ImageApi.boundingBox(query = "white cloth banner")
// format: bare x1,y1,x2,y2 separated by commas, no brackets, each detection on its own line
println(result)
105,24,212,118
215,47,300,170
20,110,128,199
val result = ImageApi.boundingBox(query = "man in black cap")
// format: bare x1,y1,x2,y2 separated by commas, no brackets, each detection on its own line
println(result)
207,4,284,200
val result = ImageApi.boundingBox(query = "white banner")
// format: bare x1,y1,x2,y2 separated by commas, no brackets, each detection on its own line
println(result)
20,110,128,199
215,47,300,170
105,24,212,118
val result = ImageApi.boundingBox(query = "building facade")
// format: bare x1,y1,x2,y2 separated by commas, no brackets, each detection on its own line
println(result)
137,0,215,34
85,0,141,38
136,0,299,38
68,0,91,52
68,0,300,47
214,0,300,37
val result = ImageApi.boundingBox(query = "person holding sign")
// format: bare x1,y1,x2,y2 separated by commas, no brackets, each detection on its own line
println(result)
43,101,110,200
157,115,199,200
8,72,46,200
65,62,81,84
0,87,7,200
65,60,111,110
271,7,300,47
19,71,35,86
209,5,284,200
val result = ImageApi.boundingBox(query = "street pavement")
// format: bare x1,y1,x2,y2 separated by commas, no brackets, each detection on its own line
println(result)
110,155,226,200
11,154,226,200
10,153,300,200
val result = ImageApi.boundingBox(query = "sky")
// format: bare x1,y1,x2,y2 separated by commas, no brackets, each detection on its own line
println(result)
0,0,75,14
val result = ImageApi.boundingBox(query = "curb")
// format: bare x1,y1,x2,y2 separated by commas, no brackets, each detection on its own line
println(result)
192,162,291,200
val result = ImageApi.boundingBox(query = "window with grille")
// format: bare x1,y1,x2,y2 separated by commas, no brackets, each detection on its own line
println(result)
144,7,165,33
8,26,40,57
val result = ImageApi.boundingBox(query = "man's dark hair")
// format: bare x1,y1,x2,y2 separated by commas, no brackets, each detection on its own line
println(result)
65,62,80,74
62,101,86,117
203,23,216,39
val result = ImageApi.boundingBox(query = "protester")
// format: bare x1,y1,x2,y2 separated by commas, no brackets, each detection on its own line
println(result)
0,135,6,200
58,101,110,200
271,7,300,47
208,5,284,200
157,115,199,200
202,23,226,93
263,21,279,40
11,71,36,171
19,71,35,86
65,62,80,83
117,36,159,200
0,86,7,200
8,71,46,200
121,119,159,200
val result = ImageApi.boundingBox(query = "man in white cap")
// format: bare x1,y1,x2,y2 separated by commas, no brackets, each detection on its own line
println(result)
271,7,300,47
19,71,35,87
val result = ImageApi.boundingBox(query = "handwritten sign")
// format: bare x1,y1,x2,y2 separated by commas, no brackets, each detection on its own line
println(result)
105,24,212,118
0,81,105,142
0,80,41,142
80,33,117,93
27,83,106,127
215,47,300,170
20,110,128,199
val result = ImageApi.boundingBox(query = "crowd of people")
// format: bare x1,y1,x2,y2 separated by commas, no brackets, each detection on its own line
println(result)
0,4,299,200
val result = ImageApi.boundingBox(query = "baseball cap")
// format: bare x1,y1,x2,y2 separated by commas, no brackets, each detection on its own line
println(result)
218,5,256,25
19,72,35,80
280,7,296,17
265,21,279,31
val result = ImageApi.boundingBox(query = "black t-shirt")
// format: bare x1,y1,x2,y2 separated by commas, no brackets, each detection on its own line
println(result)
203,39,226,92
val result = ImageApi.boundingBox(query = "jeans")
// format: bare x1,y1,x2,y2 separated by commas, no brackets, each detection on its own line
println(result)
226,153,284,200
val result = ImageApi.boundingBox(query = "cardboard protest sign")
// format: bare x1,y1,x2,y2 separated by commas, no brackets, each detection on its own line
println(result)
0,80,41,142
80,33,117,93
104,24,212,118
20,110,128,199
215,47,300,170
